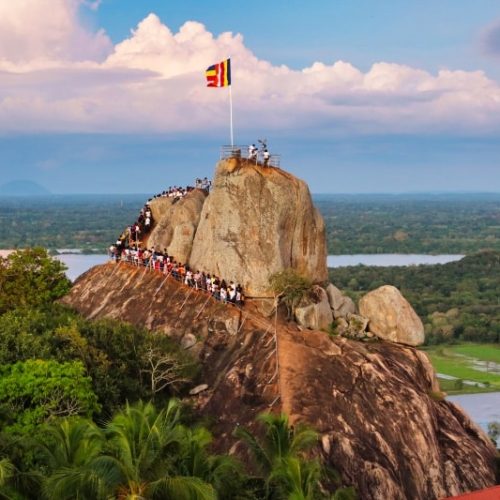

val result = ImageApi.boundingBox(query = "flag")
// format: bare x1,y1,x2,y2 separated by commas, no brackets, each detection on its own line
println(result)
206,58,231,87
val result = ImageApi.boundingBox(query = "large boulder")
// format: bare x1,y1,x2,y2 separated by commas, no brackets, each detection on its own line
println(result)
147,190,206,263
295,286,333,330
359,285,425,346
325,283,356,318
189,159,328,296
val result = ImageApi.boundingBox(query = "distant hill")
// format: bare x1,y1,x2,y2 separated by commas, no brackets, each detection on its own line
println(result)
0,180,51,196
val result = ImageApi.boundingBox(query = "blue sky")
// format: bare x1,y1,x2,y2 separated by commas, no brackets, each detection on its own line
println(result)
94,0,500,75
0,0,499,193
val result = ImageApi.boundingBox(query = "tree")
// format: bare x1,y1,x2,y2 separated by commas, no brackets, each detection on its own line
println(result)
142,346,191,397
0,457,16,499
0,248,70,314
171,425,245,500
269,270,312,320
36,418,110,500
234,413,357,499
101,400,216,499
0,360,99,434
234,413,322,499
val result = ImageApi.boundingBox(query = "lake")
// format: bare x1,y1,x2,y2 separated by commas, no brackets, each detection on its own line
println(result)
56,254,109,281
327,254,464,268
448,392,500,443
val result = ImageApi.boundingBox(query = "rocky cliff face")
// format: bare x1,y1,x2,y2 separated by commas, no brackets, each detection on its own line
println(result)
147,190,206,264
189,159,327,296
140,158,327,296
62,263,497,500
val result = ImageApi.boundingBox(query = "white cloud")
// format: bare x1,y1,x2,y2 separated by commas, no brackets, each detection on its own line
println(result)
0,0,111,64
0,2,500,136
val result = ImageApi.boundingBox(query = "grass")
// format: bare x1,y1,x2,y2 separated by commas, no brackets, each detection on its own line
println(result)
448,344,500,364
420,343,500,395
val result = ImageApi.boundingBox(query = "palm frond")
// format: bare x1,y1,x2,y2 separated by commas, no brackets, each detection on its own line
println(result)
148,475,216,500
0,459,14,488
233,426,271,474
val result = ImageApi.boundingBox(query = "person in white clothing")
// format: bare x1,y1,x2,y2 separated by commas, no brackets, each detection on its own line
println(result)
263,149,270,166
248,144,257,160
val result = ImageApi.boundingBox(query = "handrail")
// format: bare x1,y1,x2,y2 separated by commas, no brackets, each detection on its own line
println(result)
111,256,246,308
220,145,281,168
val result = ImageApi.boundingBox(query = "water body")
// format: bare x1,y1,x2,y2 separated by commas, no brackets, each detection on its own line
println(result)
327,254,464,268
447,392,500,443
56,254,108,282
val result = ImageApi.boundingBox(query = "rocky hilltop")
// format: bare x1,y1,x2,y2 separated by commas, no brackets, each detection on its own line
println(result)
189,159,327,297
63,263,497,499
144,158,327,297
62,158,497,499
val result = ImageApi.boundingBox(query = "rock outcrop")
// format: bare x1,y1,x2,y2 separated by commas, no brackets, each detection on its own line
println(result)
294,285,333,330
359,285,425,346
325,283,356,318
147,190,206,264
62,263,497,500
189,159,328,296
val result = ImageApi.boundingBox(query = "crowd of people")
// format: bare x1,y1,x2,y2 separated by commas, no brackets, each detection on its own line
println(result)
146,179,211,202
119,202,154,248
108,178,245,307
115,247,245,306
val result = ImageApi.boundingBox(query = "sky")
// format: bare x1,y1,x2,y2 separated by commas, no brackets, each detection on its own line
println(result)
0,0,500,194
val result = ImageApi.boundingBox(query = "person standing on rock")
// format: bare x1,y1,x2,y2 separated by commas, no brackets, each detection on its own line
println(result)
248,144,257,161
263,149,270,166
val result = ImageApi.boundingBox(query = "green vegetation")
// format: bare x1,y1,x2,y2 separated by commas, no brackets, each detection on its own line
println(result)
0,248,355,498
234,413,354,500
269,269,312,319
0,359,99,434
0,400,356,499
316,193,500,254
421,344,500,394
329,250,500,344
449,343,500,363
0,248,196,420
0,247,71,313
0,194,144,253
1,193,499,255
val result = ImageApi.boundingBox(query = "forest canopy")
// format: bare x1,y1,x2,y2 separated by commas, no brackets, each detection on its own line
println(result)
329,250,500,344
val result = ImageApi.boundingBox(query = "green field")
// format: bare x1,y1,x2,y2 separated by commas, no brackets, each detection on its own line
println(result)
421,343,500,394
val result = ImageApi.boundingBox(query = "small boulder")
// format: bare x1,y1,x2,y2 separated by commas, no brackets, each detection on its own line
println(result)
325,283,356,318
335,317,349,335
189,384,209,395
326,283,344,309
295,286,333,330
181,333,197,350
347,313,369,336
359,285,424,346
225,316,240,336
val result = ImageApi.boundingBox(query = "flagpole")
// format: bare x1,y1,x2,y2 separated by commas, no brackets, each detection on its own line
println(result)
229,79,234,147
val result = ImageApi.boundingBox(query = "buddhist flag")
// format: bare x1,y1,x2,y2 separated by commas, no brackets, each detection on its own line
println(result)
206,58,231,87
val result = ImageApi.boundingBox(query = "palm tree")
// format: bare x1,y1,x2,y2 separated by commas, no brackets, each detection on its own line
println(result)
101,399,216,499
233,412,322,499
0,457,16,499
35,417,111,500
172,425,245,499
268,456,322,500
